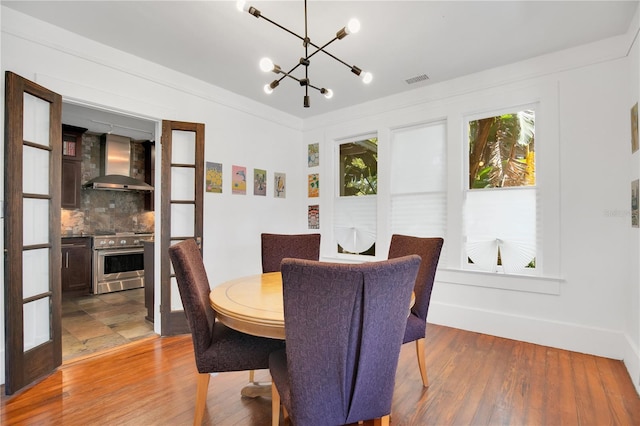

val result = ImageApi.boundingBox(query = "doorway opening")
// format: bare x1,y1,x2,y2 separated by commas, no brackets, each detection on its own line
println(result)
60,103,158,361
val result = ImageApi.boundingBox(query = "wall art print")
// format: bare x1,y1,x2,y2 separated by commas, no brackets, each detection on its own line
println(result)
308,173,319,197
206,161,223,193
633,179,639,228
274,172,286,198
232,165,247,195
632,102,639,154
308,142,319,167
254,168,267,196
308,204,319,229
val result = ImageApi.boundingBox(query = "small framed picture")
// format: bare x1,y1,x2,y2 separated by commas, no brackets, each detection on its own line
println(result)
232,165,247,195
274,172,286,198
308,205,319,229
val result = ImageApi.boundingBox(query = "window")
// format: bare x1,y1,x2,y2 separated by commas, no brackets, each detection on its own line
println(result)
390,122,447,247
464,108,537,274
334,136,377,256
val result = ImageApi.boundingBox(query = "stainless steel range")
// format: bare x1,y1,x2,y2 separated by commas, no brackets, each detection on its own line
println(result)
92,232,153,294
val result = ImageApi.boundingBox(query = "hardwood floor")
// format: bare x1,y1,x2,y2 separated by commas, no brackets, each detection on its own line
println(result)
2,324,639,425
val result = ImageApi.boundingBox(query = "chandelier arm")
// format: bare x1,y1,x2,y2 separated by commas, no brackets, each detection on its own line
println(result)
279,72,302,84
304,36,338,61
258,15,306,43
303,37,360,73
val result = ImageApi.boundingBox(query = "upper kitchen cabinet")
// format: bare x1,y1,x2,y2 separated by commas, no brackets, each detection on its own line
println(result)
61,124,87,209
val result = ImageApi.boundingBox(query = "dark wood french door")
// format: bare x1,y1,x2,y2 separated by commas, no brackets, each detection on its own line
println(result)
159,120,205,335
4,71,63,394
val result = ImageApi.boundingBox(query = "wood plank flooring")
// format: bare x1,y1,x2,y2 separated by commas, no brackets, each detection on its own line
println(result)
2,324,639,425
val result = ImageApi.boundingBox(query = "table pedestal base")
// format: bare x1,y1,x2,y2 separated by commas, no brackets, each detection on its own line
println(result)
241,381,272,398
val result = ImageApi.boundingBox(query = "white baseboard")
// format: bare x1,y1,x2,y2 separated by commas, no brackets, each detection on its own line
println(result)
621,334,640,397
428,301,640,396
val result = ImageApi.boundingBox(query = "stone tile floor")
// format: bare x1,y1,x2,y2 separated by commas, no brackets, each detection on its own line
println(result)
62,288,156,361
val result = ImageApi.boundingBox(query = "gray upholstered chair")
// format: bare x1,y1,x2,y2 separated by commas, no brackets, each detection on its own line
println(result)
261,233,321,273
269,255,421,426
168,239,285,425
387,234,444,387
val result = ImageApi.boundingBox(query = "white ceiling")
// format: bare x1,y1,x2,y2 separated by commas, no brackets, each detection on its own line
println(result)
3,0,639,124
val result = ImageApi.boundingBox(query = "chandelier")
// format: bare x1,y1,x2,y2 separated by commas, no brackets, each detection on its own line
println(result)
236,0,372,108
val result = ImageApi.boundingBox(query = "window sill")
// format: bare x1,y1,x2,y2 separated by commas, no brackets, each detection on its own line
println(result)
436,268,562,295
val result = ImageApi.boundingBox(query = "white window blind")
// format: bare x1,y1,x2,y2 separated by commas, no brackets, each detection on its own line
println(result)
334,196,377,254
390,122,447,241
464,187,536,274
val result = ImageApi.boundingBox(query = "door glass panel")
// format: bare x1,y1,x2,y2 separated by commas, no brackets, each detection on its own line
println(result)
171,130,195,164
170,276,183,310
23,146,50,195
23,249,50,299
23,93,51,147
24,297,51,351
171,167,195,200
171,204,195,236
23,198,50,246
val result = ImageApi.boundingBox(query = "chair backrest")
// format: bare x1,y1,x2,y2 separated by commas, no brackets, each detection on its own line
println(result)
167,239,214,369
280,255,421,425
388,235,444,321
261,233,321,273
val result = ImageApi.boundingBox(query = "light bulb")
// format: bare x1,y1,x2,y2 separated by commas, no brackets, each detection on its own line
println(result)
346,18,360,35
323,89,333,99
236,0,248,12
264,84,273,94
259,57,274,73
361,72,373,84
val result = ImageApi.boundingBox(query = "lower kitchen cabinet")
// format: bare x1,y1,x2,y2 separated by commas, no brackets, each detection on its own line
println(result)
61,237,92,294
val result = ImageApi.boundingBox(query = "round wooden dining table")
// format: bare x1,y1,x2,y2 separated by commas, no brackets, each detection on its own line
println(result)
209,271,415,340
209,271,286,340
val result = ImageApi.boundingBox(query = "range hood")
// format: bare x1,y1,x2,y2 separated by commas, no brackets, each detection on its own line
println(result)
83,134,154,192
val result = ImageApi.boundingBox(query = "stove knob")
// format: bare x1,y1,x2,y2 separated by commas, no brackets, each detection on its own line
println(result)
133,239,140,244
120,239,127,245
108,240,115,246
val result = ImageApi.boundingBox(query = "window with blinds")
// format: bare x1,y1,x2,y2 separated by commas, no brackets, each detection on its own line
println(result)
334,136,378,256
390,122,447,253
464,108,537,274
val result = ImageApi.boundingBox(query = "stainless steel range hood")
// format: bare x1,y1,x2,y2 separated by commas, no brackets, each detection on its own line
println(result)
83,134,154,192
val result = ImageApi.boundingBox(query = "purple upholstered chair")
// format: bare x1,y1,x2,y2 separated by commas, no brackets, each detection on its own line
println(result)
261,233,321,273
388,234,444,387
168,239,285,425
269,255,421,426
250,233,321,386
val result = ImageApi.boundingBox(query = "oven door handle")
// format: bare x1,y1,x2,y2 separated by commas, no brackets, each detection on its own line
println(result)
95,248,144,256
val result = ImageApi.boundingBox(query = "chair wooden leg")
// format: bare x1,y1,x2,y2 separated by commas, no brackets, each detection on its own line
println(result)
249,369,255,383
372,415,390,426
271,382,281,426
194,373,210,426
416,338,429,387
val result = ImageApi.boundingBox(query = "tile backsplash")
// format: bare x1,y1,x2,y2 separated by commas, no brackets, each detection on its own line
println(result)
61,132,155,235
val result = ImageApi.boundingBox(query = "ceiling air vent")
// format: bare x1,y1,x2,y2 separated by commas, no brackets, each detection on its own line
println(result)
405,74,430,85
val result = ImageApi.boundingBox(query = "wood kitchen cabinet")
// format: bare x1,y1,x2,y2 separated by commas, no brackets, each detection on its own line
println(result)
61,237,92,294
61,124,86,209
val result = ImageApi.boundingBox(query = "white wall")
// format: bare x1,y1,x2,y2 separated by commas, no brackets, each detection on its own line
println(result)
0,7,306,385
303,9,640,395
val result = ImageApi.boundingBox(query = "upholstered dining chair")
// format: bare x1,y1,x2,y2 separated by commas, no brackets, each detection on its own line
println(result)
260,233,321,273
168,239,285,425
387,234,444,387
269,255,421,426
249,232,321,387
